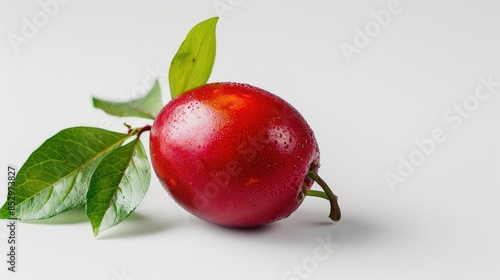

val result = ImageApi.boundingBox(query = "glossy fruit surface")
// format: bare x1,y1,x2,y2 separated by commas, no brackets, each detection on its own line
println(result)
150,82,320,227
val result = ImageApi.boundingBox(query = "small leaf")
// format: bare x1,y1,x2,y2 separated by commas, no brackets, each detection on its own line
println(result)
0,127,130,220
93,80,163,119
86,139,151,237
169,17,219,99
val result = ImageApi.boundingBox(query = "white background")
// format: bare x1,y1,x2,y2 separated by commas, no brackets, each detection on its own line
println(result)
1,0,500,279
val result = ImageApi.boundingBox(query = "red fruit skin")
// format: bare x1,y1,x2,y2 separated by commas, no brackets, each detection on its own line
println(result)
150,82,320,227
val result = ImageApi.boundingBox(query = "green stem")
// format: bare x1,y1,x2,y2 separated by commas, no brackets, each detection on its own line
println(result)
306,190,329,200
306,170,341,222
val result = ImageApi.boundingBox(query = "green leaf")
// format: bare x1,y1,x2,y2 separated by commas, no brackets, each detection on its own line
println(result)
0,127,130,220
169,17,219,99
0,208,9,219
93,79,163,119
86,139,151,237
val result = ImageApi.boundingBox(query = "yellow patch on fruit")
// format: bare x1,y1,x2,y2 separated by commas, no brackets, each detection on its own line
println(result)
244,177,259,186
208,94,246,113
